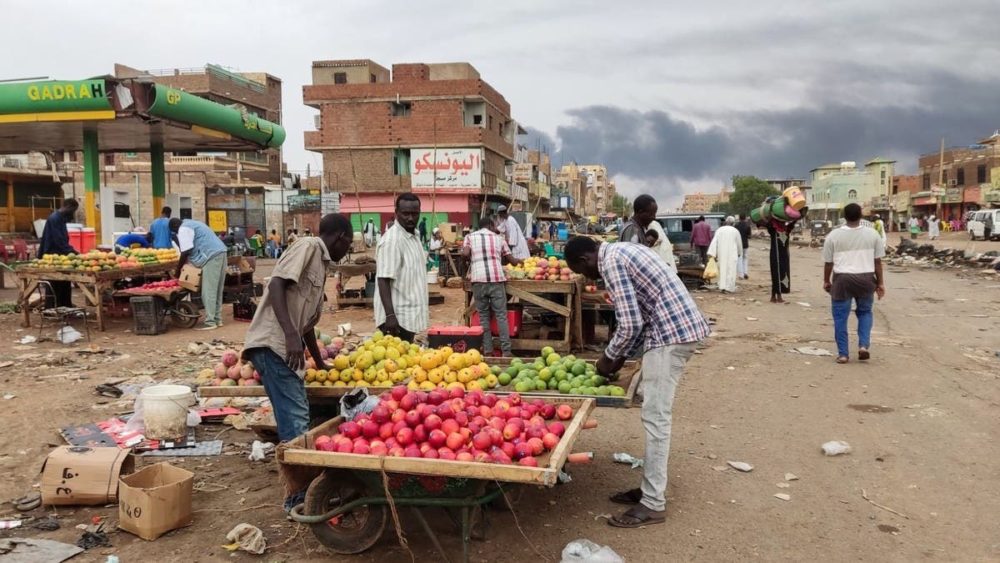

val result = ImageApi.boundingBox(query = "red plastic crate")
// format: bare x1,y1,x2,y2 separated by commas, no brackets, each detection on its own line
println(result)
469,307,522,338
427,325,483,353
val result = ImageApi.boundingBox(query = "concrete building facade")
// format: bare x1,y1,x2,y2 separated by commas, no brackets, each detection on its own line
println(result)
577,164,616,216
809,158,895,221
304,59,519,231
915,133,1000,220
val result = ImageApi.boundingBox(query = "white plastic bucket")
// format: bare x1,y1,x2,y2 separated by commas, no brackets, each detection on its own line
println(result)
426,269,439,284
140,384,195,440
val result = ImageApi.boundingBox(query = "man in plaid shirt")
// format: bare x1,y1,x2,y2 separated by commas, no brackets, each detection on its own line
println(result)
565,236,710,528
462,215,523,355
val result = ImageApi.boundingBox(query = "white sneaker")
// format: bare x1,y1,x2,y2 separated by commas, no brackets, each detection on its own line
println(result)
196,323,219,331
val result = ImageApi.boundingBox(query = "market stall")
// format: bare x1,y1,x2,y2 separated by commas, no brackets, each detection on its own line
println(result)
15,249,179,331
329,262,377,308
462,278,584,353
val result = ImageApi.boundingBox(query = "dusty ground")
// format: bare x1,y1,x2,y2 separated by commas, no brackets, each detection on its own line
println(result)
0,232,998,562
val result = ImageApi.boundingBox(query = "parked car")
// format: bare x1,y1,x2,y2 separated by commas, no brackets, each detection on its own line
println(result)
968,209,999,240
655,213,725,251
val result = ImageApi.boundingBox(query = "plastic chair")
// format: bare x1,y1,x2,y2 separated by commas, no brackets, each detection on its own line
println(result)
543,242,564,259
247,237,264,257
13,239,29,261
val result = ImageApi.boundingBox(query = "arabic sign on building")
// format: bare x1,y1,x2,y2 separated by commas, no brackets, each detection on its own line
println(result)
944,187,962,203
410,148,482,190
511,183,528,202
512,163,533,183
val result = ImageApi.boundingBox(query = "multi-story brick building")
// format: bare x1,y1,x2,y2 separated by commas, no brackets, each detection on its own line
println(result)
554,163,587,215
577,165,616,216
681,191,722,213
916,132,1000,220
304,60,519,230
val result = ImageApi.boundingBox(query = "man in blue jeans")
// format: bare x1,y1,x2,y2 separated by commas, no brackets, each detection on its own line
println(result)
241,214,353,509
822,203,886,364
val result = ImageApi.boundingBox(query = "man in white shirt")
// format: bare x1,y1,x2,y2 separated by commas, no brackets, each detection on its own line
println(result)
375,194,429,342
497,205,530,260
822,203,886,364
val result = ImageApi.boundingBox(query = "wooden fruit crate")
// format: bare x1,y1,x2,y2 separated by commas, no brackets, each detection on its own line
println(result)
485,357,642,408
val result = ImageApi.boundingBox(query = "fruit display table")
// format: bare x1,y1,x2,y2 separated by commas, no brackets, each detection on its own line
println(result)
15,262,177,331
486,357,642,408
462,279,585,353
279,396,596,561
329,262,376,308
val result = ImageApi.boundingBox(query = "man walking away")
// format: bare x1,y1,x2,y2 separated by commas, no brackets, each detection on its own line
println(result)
707,217,743,292
242,213,353,510
735,214,752,279
873,215,887,247
418,217,428,246
171,218,228,330
497,205,530,260
823,203,886,364
767,219,796,303
38,198,79,308
564,236,710,528
463,215,523,356
149,206,175,249
691,216,712,265
376,193,428,342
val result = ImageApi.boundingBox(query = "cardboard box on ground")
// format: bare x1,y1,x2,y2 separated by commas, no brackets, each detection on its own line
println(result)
118,462,194,541
41,446,134,506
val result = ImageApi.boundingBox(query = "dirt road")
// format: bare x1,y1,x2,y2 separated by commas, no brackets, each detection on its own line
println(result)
0,243,997,562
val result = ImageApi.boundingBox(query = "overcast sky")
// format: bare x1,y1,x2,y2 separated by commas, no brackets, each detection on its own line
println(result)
7,0,1000,208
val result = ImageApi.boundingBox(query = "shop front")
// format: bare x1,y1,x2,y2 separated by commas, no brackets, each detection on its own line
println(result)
204,185,266,236
942,187,963,221
910,193,937,220
338,192,477,235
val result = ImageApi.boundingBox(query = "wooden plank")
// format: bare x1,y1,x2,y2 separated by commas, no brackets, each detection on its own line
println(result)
199,384,395,399
506,279,576,293
506,286,571,317
509,337,571,353
278,397,595,487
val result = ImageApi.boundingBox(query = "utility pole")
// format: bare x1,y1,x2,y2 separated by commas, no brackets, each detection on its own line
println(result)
936,137,944,219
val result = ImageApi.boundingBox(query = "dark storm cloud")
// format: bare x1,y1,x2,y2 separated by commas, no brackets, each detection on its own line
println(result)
533,69,1000,197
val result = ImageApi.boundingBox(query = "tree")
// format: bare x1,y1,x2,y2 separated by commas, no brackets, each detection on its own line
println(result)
710,199,731,215
611,194,631,218
725,176,780,218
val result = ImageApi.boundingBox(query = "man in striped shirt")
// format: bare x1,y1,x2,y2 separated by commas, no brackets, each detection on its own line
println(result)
375,193,428,342
462,215,524,356
565,236,711,528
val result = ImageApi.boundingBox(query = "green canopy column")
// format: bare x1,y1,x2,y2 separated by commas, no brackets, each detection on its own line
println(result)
150,141,165,219
83,129,101,240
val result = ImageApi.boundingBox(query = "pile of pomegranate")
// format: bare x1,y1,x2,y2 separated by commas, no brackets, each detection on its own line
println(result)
314,387,574,467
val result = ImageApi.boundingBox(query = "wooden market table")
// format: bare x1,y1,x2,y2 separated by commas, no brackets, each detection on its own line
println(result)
15,262,178,331
329,262,376,308
462,278,585,353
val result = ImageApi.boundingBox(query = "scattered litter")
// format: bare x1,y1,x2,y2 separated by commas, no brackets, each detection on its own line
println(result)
0,361,13,369
862,488,910,519
784,473,799,481
727,461,753,472
726,366,735,371
0,520,22,530
223,523,267,555
14,492,41,512
3,393,14,400
612,452,643,469
776,482,790,489
56,327,83,345
745,317,758,321
337,323,352,336
791,346,833,356
593,513,612,521
32,517,61,531
247,440,275,462
707,453,718,460
143,440,223,457
0,538,83,562
796,302,811,307
558,470,573,484
822,440,852,456
76,525,111,550
18,336,36,344
560,538,624,563
773,493,791,501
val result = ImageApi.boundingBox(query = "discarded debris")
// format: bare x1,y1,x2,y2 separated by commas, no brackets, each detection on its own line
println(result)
3,393,14,400
223,523,267,555
776,483,790,489
773,493,791,501
791,346,833,357
561,539,624,563
32,517,61,532
0,520,22,530
784,473,799,481
727,461,753,472
822,440,852,456
612,452,643,469
0,538,83,562
745,317,758,321
796,302,811,307
861,488,910,519
18,336,36,344
248,440,275,462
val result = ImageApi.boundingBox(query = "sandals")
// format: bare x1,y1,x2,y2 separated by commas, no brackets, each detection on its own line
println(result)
836,356,849,364
858,349,870,361
608,505,666,528
609,488,643,505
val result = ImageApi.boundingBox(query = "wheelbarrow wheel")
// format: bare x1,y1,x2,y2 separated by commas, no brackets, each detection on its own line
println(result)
170,300,200,329
305,469,387,554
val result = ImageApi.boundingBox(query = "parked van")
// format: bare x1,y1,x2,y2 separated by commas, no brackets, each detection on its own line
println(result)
968,209,999,240
655,213,726,251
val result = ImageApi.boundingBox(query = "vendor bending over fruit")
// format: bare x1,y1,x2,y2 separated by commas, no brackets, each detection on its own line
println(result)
241,213,353,511
564,236,710,528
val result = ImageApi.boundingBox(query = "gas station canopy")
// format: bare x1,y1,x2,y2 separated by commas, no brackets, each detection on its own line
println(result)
0,78,285,153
